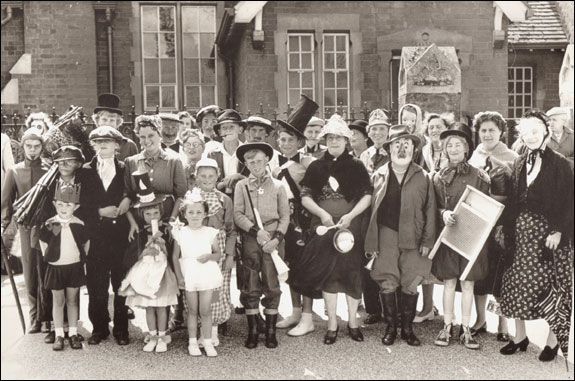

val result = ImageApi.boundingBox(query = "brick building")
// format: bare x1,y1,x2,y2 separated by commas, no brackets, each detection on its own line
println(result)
1,1,571,123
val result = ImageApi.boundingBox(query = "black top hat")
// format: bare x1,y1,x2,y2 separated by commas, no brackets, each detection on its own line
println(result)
382,125,421,151
348,120,369,137
213,109,247,136
94,93,123,116
440,122,474,158
236,142,275,164
132,171,167,209
277,95,319,139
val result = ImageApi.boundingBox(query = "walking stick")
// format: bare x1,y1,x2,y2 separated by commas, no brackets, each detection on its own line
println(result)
0,235,26,334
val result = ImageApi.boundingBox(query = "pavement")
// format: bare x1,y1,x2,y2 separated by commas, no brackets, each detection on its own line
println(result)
1,271,572,380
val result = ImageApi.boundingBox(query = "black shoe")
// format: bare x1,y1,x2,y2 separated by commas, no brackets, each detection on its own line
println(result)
69,335,83,350
44,331,55,344
500,337,529,355
380,292,398,346
52,336,65,351
27,321,42,334
245,315,259,349
348,325,364,342
265,314,278,349
115,333,130,346
363,314,383,325
497,332,510,342
400,292,421,346
538,345,559,362
257,314,266,334
324,327,339,345
88,333,109,345
126,307,135,320
470,322,487,337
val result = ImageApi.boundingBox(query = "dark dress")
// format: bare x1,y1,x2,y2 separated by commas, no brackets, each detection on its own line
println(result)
288,150,372,299
501,147,574,320
432,162,491,281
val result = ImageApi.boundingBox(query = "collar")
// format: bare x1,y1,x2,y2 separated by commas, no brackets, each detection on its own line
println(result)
97,154,115,164
136,148,169,162
369,145,387,157
248,170,272,186
24,156,42,167
323,149,352,162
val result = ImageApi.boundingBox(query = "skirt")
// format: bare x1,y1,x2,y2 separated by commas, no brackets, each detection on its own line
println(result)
432,240,489,282
180,257,223,292
474,236,507,297
44,262,86,290
501,209,573,320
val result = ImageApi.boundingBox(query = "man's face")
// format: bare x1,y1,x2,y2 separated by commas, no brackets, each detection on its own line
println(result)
23,140,43,160
53,200,78,220
96,111,122,129
196,167,218,192
303,125,322,146
161,121,179,145
350,129,367,149
57,159,82,177
92,138,118,159
390,138,414,166
278,131,299,157
201,114,218,138
247,125,268,142
219,122,241,142
548,115,567,134
369,124,389,147
245,151,269,178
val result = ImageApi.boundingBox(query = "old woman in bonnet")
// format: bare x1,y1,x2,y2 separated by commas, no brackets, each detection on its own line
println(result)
289,114,372,345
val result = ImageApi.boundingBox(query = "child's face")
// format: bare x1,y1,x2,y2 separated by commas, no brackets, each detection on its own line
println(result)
142,206,161,224
184,202,206,228
245,151,269,178
278,131,299,157
23,139,43,160
53,200,79,220
96,111,122,129
92,138,119,159
303,125,322,146
196,167,218,192
57,159,82,177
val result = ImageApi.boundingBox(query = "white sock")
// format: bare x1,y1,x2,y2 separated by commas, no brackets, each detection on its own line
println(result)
462,316,471,327
189,338,197,344
444,313,454,326
149,330,158,336
55,328,65,337
68,327,77,336
158,331,166,337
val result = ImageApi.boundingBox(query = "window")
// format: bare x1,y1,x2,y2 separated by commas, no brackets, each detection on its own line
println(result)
141,5,217,111
286,32,351,118
508,67,533,119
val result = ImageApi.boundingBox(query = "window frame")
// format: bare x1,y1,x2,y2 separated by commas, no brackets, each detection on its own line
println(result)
508,66,533,119
322,32,350,119
286,32,316,107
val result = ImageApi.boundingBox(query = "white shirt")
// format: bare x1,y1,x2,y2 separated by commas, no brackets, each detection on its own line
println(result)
97,155,116,190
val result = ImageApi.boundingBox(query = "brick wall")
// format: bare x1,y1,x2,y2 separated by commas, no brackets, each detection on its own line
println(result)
14,1,98,115
1,8,24,90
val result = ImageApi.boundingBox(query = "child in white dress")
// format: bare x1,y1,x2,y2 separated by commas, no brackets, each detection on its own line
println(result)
173,191,223,357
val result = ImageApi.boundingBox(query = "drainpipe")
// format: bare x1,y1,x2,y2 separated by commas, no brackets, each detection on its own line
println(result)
106,7,114,93
219,49,235,108
1,6,13,26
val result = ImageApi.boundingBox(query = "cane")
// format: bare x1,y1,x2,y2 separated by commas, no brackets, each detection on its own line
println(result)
0,235,26,334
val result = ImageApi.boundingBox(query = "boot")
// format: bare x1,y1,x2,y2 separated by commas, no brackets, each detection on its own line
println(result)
380,292,398,345
400,292,420,346
265,314,278,349
257,313,266,334
245,315,259,349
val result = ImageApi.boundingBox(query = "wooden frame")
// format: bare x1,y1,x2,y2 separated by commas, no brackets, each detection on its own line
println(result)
428,185,505,281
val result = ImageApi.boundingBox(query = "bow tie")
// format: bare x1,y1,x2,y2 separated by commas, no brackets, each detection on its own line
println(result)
527,149,543,175
440,162,470,186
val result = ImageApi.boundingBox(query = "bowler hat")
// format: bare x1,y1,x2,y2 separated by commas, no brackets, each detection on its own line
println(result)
277,95,319,139
348,120,369,137
236,142,274,163
440,122,474,158
89,125,126,143
213,109,247,135
94,93,123,116
382,125,421,151
53,145,85,163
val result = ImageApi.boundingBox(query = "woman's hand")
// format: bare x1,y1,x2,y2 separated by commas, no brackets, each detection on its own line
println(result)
224,255,235,271
196,254,211,264
419,246,430,257
337,213,354,230
545,231,562,251
262,238,279,254
117,198,131,216
442,210,456,227
128,222,139,242
99,206,118,218
320,211,335,227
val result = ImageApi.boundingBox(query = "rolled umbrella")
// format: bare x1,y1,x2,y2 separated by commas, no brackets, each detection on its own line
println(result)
14,164,58,229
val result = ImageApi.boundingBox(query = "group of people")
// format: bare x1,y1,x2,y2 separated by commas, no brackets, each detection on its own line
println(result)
0,93,573,362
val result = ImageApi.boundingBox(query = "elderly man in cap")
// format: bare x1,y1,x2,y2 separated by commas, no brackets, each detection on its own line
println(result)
92,93,139,161
158,113,185,156
360,109,391,175
234,142,290,349
1,129,50,334
298,116,326,158
546,107,573,167
84,126,132,345
365,125,437,347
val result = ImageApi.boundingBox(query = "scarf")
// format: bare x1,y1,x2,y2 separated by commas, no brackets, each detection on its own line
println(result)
439,161,470,186
97,155,116,190
469,142,517,172
526,148,544,175
372,147,388,170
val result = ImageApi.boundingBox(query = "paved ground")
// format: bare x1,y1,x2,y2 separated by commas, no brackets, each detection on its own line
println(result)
1,271,572,380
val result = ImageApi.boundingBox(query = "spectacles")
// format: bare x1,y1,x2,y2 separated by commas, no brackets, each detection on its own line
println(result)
184,142,203,149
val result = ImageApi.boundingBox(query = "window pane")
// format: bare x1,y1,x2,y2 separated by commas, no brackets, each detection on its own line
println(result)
324,35,334,52
508,81,514,93
144,59,159,83
516,69,523,80
289,53,299,70
301,35,312,51
146,86,160,108
516,96,523,107
301,53,312,69
336,91,347,106
160,59,175,83
142,7,158,32
289,36,299,52
143,33,158,58
184,59,200,83
159,7,174,31
182,7,199,33
336,35,346,52
324,72,335,88
336,71,348,88
289,90,300,105
324,53,334,70
159,33,175,58
336,53,346,69
161,86,176,108
524,68,531,80
198,7,215,33
524,95,531,107
200,59,215,84
302,88,313,99
199,33,215,57
288,72,299,88
324,90,335,106
515,82,522,93
186,86,200,108
183,34,199,58
302,71,313,87
202,86,215,105
524,82,531,94
509,96,514,107
508,69,514,80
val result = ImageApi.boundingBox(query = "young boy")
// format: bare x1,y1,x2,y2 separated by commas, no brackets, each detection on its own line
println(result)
39,182,90,351
298,117,326,158
233,142,290,349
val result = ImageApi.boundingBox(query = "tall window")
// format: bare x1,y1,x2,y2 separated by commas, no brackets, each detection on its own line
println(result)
322,33,349,118
141,5,217,111
508,66,533,118
287,33,315,106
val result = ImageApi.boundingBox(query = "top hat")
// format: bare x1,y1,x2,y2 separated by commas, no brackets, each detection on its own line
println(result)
89,125,126,143
132,170,167,209
55,182,81,204
440,122,474,158
277,95,319,139
382,125,421,151
245,116,274,133
94,93,123,116
213,109,247,136
53,145,85,163
236,142,275,164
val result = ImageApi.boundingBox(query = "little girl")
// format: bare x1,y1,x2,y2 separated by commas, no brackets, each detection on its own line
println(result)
173,190,224,357
119,199,179,353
